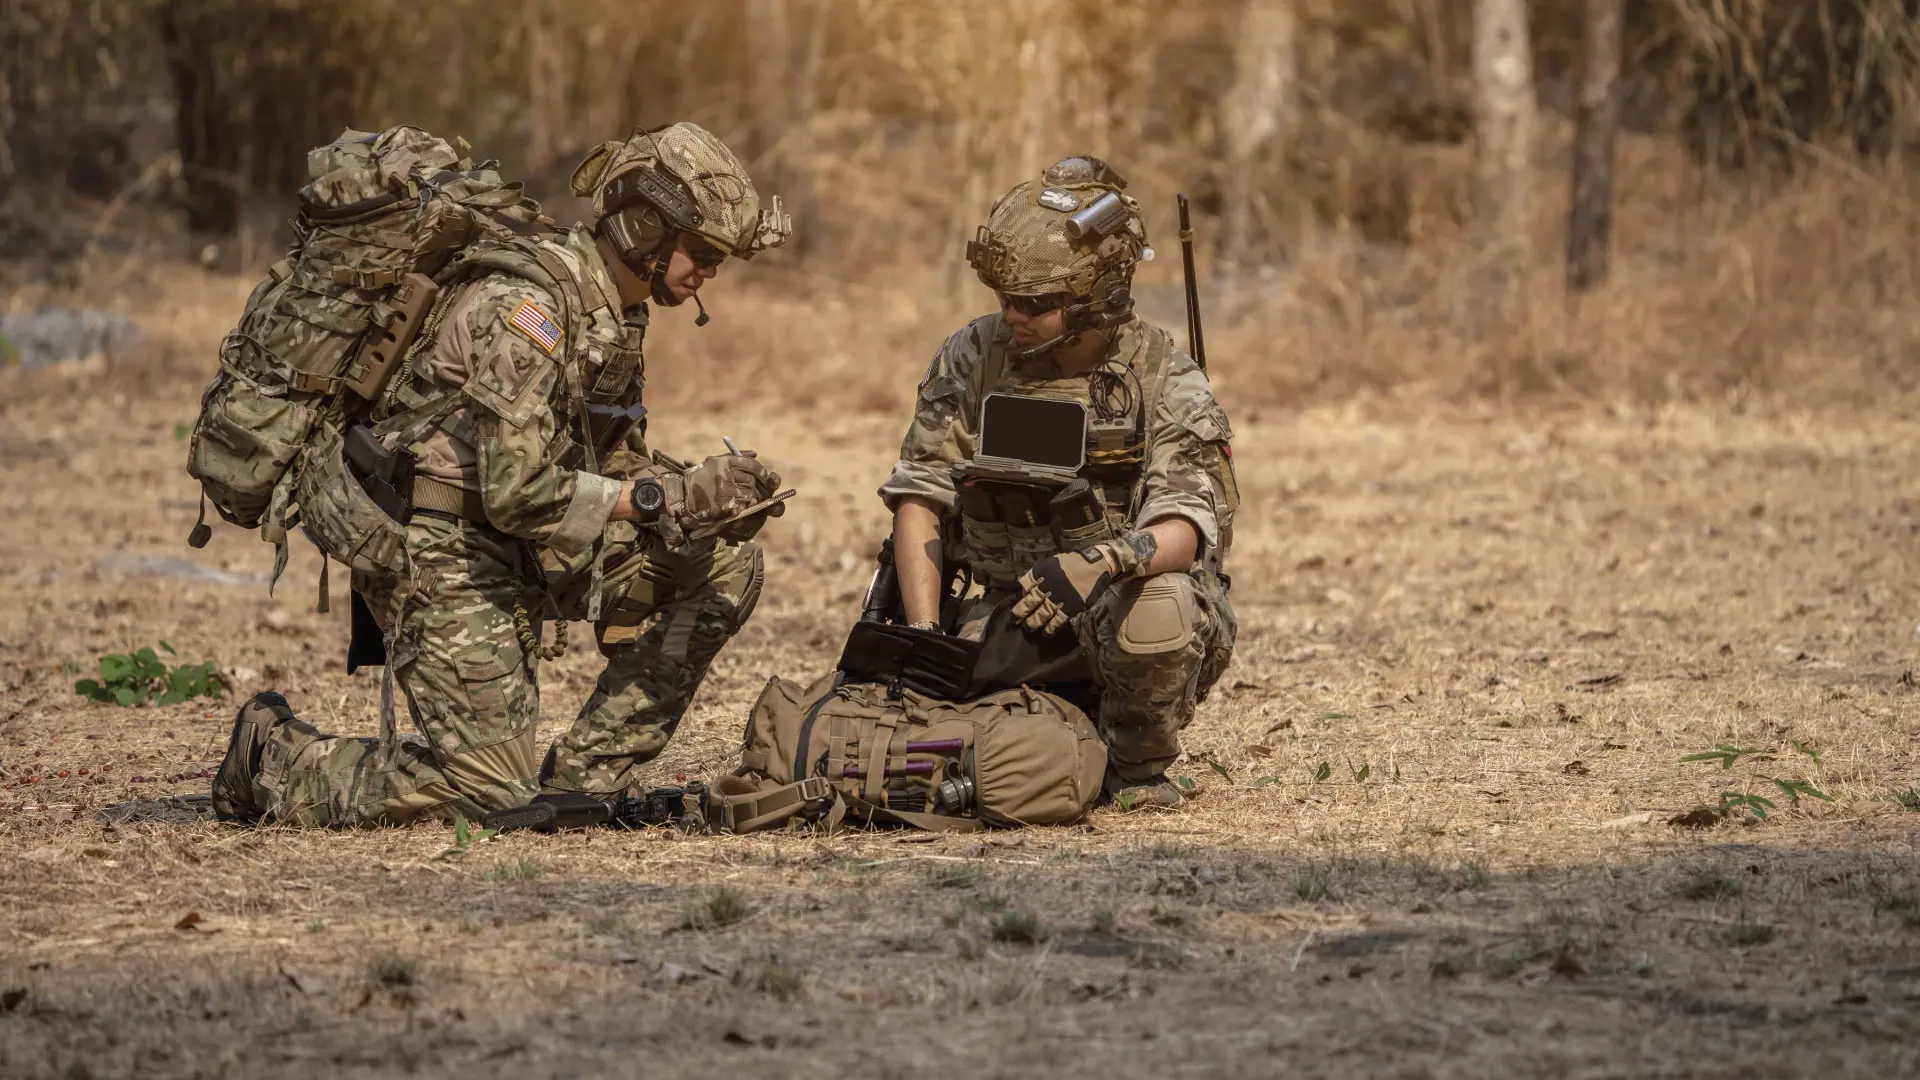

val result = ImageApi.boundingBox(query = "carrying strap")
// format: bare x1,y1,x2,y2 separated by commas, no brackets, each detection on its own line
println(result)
705,775,835,833
839,788,985,833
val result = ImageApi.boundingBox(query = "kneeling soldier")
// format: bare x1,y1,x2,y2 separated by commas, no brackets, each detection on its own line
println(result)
881,156,1238,809
214,124,790,826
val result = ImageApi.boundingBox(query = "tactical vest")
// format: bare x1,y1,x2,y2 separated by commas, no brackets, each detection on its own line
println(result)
949,321,1235,586
378,237,649,481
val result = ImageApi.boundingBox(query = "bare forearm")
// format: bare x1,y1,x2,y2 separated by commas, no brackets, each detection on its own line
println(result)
1139,518,1199,576
607,480,637,521
893,496,946,625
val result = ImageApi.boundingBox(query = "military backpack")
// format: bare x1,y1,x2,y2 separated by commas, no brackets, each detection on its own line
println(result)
705,673,1109,833
184,125,548,584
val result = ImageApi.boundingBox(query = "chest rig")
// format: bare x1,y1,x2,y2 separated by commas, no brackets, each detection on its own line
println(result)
949,323,1173,585
382,236,650,477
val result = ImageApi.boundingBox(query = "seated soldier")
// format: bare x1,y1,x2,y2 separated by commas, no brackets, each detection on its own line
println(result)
880,156,1238,810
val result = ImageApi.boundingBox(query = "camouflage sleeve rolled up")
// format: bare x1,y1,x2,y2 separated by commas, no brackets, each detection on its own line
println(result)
877,315,997,514
1134,356,1232,554
460,278,624,555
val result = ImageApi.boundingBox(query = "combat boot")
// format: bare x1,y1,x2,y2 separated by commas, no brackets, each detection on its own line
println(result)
211,691,298,823
1101,771,1190,811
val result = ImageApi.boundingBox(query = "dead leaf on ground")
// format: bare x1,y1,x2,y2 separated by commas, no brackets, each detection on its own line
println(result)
1246,744,1275,758
1568,674,1623,691
1669,808,1723,830
657,961,722,985
1562,760,1590,776
1549,948,1588,979
1601,812,1655,829
279,965,327,995
893,833,940,845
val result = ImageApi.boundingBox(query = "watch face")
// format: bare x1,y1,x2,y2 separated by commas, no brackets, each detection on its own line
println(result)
635,480,666,513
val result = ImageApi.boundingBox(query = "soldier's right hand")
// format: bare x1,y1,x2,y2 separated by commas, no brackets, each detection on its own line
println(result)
681,451,783,527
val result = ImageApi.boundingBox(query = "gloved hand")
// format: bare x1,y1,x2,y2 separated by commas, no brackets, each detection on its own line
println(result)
1013,532,1158,635
680,451,782,531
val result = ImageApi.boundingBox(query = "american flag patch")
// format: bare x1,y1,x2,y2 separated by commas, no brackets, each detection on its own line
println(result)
507,299,562,354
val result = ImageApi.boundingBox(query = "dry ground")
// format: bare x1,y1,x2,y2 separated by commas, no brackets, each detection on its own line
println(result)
2,272,1919,1078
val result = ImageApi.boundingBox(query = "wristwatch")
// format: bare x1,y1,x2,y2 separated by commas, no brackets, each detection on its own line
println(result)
629,477,667,523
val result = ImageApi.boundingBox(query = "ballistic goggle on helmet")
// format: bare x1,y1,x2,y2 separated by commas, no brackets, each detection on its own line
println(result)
571,122,792,297
966,155,1150,351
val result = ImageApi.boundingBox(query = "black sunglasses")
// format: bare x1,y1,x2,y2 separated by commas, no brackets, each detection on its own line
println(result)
682,235,728,269
998,292,1071,317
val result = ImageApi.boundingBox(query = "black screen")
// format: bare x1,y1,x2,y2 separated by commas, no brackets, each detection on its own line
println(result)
978,394,1086,469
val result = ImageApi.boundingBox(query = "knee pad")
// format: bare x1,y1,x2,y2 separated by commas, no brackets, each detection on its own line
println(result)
1113,573,1198,656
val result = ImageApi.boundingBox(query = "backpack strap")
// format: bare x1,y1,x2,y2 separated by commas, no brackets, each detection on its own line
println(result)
706,775,835,833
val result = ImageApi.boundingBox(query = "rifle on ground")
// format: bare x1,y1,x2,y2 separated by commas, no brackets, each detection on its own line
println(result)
481,782,708,834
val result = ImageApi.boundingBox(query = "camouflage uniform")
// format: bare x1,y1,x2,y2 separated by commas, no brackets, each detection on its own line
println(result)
244,125,782,826
879,312,1239,782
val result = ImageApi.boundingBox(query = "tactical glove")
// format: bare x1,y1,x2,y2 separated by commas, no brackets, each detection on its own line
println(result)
1013,531,1158,635
681,451,783,531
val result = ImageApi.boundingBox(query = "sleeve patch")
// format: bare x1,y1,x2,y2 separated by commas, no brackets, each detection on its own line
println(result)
507,299,563,355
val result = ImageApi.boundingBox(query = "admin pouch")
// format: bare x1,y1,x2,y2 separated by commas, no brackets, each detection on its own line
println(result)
708,673,1107,834
184,125,548,584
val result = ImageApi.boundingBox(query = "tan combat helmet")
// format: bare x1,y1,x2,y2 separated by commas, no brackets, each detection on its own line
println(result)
570,122,792,310
966,155,1151,355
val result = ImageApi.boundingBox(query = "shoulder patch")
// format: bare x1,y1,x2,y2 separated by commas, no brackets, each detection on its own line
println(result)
507,299,563,355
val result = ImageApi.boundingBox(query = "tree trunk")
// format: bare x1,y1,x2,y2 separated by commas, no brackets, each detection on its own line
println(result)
1566,0,1623,294
1221,0,1298,276
156,1,239,235
1471,0,1537,278
1020,1,1066,179
748,0,827,255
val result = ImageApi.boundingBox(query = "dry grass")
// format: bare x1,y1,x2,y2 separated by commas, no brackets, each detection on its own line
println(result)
1,259,1918,1076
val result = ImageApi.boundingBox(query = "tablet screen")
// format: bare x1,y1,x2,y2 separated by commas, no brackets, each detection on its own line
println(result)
978,394,1087,470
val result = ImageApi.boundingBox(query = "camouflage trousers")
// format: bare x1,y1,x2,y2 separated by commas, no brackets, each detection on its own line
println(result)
963,569,1235,783
249,515,764,826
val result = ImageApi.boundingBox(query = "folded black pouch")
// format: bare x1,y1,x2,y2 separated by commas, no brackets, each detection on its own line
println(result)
836,596,1095,700
836,622,983,700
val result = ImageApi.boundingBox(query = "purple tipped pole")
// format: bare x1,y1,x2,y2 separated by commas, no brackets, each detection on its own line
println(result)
843,760,938,779
904,738,966,755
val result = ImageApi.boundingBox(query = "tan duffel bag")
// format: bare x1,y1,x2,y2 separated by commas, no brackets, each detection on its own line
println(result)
707,674,1108,833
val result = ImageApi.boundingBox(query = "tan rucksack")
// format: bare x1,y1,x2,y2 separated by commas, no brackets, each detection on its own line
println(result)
185,125,548,584
707,674,1108,833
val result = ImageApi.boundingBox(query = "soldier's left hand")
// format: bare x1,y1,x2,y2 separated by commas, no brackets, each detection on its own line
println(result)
1013,547,1119,635
682,452,782,527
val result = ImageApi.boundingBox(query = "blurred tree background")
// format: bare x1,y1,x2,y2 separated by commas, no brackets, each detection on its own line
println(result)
5,0,1920,402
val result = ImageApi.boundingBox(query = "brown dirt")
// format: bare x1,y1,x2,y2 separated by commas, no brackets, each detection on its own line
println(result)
2,268,1919,1079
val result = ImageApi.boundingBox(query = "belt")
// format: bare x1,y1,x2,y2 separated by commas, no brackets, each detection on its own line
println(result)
411,476,488,523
